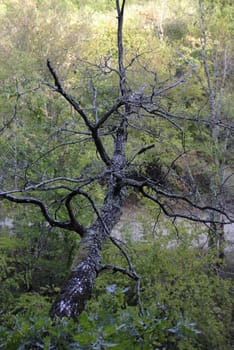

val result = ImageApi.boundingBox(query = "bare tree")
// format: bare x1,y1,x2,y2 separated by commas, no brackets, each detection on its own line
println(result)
191,0,234,261
0,0,233,319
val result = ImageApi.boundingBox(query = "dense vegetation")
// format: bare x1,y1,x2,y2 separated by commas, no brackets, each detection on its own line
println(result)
0,0,233,349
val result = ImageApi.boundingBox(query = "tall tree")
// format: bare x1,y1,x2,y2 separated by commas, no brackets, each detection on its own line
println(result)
187,0,234,261
200,0,233,261
0,0,233,319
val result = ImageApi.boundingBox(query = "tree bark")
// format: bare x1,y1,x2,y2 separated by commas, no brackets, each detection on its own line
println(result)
50,228,101,318
50,174,126,318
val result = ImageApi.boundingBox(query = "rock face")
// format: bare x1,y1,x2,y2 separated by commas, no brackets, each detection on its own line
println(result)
0,218,14,229
111,204,234,253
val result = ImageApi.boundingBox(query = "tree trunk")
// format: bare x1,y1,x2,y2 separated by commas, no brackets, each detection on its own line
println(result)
50,178,126,319
49,1,129,319
208,220,225,265
50,227,102,319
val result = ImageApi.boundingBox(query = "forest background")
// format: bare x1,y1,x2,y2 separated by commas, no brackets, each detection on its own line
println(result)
0,0,233,349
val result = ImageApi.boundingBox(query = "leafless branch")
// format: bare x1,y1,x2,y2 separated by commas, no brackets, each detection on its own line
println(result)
94,100,123,129
140,186,233,224
100,262,144,315
143,106,234,131
128,144,155,164
47,59,112,166
162,151,188,182
100,264,139,281
27,139,91,170
0,192,76,231
111,173,233,224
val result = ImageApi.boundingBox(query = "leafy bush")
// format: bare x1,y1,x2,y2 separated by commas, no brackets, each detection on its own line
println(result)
0,230,233,349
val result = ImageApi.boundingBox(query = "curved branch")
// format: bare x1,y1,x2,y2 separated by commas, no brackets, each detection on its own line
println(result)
64,190,94,236
64,193,85,235
47,60,91,128
99,264,138,281
0,192,80,232
144,107,234,131
109,235,135,272
114,174,233,224
47,59,111,166
29,139,90,168
128,143,155,164
100,244,144,315
140,186,233,224
23,170,109,191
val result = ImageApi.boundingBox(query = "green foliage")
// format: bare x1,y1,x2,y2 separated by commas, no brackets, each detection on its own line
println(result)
0,206,78,319
0,316,78,350
108,234,233,349
0,0,233,349
164,19,188,41
1,232,233,349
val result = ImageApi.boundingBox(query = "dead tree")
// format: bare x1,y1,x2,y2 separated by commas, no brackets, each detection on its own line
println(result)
0,0,233,319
